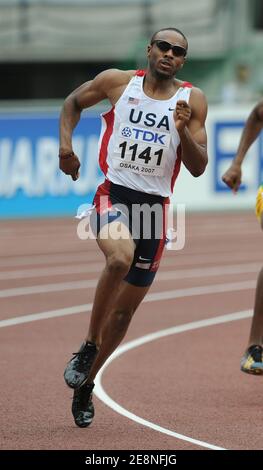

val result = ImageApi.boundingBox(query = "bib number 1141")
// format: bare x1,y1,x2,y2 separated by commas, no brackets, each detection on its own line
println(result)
119,141,163,166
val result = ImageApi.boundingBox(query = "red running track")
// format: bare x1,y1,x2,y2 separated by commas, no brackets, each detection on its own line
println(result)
0,212,262,450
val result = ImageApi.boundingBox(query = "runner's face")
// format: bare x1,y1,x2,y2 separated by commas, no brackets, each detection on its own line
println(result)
147,31,187,79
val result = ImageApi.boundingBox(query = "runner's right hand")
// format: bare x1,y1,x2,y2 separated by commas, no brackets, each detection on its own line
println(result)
59,151,81,181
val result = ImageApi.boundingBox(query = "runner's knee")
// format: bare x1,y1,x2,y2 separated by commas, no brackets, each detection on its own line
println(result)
106,251,133,276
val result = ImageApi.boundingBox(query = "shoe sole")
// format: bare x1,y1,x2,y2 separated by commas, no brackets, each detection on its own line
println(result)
241,367,263,375
74,418,93,428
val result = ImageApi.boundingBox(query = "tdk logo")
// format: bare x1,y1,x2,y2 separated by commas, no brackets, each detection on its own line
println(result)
121,126,167,146
121,127,132,138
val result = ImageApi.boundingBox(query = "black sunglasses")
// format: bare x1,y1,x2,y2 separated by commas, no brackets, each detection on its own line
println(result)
151,40,187,57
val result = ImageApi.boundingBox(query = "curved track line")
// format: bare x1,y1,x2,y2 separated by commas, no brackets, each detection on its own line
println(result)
94,310,252,451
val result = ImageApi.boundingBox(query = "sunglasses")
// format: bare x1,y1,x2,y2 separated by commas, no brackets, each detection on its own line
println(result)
151,40,187,57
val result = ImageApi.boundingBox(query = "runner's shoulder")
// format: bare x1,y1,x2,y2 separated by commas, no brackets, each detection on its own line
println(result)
189,85,207,101
96,68,136,89
188,85,208,113
175,79,206,102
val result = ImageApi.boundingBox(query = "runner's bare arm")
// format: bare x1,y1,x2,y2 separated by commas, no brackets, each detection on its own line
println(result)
174,87,208,177
59,69,134,153
222,100,263,192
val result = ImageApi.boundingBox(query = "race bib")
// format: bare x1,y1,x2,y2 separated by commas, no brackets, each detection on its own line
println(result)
113,123,171,176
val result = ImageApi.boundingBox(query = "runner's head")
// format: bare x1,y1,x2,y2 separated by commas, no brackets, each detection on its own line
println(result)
147,27,188,79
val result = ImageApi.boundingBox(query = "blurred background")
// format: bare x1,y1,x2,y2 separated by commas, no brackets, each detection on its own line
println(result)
0,0,263,218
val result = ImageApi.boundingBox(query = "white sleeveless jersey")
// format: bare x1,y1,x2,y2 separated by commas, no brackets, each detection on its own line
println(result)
98,70,192,197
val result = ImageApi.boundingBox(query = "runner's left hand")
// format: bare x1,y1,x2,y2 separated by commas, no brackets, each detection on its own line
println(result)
173,100,191,131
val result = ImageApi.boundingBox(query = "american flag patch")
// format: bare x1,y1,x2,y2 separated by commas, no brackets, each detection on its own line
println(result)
128,96,140,105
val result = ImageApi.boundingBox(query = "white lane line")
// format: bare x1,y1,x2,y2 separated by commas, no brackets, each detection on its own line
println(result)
187,228,260,238
156,262,261,281
0,252,99,268
162,252,262,267
95,310,252,451
0,281,255,327
145,280,255,302
0,304,93,328
0,279,97,298
0,261,261,281
0,278,256,299
0,247,260,268
0,263,103,280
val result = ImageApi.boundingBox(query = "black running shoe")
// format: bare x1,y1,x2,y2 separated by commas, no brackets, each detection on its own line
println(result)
72,382,95,428
64,341,98,389
240,344,263,375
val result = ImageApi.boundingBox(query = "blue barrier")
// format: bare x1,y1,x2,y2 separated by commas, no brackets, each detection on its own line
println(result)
0,111,104,218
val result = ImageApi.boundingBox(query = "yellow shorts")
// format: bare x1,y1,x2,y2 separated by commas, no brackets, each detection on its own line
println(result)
255,185,263,222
